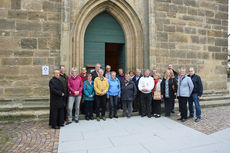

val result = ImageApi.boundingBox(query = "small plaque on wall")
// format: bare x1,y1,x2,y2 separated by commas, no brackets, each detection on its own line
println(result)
42,65,49,75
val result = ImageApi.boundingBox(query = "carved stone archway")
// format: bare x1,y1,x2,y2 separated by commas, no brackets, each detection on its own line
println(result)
71,0,143,71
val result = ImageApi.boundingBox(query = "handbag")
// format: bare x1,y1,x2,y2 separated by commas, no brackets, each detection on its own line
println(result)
153,91,161,100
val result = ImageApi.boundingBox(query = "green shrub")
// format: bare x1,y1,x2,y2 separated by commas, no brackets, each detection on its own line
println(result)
227,69,230,78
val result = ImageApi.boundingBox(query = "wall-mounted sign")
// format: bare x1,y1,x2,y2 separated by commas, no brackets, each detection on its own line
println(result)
42,65,49,75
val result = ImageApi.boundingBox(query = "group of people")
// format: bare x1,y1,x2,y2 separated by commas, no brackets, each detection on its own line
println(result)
49,64,203,129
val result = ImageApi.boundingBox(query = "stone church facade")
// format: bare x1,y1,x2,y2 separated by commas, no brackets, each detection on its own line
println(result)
0,0,228,102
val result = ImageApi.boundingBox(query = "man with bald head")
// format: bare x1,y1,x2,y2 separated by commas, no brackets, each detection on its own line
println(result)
49,69,65,129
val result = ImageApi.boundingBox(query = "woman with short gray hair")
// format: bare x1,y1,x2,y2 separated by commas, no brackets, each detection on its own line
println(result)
121,74,137,118
66,67,83,124
177,68,194,122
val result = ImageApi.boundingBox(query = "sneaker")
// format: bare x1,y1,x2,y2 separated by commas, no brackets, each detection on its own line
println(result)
102,116,106,121
177,118,182,120
171,110,175,113
181,119,187,122
195,118,201,122
188,116,194,119
85,117,89,120
96,117,100,121
156,114,161,118
75,120,79,123
66,121,72,125
109,115,112,119
114,114,118,118
90,116,94,120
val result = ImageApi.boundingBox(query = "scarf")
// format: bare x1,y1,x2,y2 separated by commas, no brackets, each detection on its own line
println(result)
152,79,159,93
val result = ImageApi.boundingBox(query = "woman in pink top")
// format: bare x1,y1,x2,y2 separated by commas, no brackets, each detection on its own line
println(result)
66,67,83,124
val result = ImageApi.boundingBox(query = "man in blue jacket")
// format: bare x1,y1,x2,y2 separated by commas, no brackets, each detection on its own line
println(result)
188,67,203,122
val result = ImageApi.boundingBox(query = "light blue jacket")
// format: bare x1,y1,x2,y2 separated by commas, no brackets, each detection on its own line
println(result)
107,78,121,96
177,75,194,97
83,80,95,101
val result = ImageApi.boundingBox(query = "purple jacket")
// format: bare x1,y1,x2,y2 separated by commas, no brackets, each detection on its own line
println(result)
68,75,83,96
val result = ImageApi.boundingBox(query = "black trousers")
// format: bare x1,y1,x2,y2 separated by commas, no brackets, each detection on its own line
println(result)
179,96,188,119
51,107,64,128
164,98,173,116
80,95,85,114
140,92,152,117
171,99,175,111
133,92,142,114
64,96,68,121
152,99,161,115
85,100,93,118
95,95,106,117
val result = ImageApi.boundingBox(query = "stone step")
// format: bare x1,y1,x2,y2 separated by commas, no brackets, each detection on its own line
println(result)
0,95,229,113
200,95,230,101
0,99,230,120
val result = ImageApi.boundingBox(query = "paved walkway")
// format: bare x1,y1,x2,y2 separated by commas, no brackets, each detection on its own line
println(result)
58,116,230,153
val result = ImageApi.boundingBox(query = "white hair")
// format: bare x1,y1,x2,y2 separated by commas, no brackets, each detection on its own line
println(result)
136,68,141,72
98,69,104,73
189,67,195,72
71,67,78,73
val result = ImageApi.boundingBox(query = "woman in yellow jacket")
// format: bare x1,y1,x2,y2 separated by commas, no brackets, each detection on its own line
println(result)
94,69,109,121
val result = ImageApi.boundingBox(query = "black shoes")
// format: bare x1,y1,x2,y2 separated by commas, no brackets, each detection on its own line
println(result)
177,118,182,120
75,120,79,123
188,116,194,119
66,121,72,125
195,118,201,122
171,110,175,113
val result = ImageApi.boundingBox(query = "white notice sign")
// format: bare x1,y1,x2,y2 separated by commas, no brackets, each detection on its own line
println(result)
42,65,49,75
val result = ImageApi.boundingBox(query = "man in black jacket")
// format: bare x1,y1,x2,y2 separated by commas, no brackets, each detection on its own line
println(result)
188,67,203,122
132,69,143,113
59,65,69,123
91,63,101,81
49,69,65,129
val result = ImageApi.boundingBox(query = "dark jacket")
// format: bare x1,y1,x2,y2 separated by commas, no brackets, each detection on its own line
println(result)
132,74,143,92
172,69,178,80
121,80,137,101
117,73,125,85
161,78,178,99
188,74,203,97
49,77,65,108
59,73,68,97
91,70,98,81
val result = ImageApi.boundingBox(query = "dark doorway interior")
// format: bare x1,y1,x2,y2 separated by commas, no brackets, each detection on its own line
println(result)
105,43,125,72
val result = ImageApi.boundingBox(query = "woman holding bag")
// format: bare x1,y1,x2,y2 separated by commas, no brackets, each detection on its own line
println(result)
152,73,162,118
161,70,178,117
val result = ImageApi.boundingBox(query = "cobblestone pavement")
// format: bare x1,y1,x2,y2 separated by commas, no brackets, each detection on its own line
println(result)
170,105,230,135
0,120,59,153
0,106,230,152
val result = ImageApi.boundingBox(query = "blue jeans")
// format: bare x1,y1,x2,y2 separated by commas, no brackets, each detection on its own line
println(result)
109,95,118,115
188,93,201,119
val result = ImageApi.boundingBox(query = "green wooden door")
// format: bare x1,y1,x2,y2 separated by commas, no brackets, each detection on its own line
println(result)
84,12,125,69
